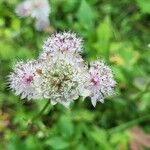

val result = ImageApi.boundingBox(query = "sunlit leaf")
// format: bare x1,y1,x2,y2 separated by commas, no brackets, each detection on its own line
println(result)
58,115,74,138
76,0,96,29
96,16,113,59
136,0,150,14
45,137,69,149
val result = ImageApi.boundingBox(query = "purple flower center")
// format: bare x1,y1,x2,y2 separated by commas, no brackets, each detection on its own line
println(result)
23,75,34,85
91,78,98,85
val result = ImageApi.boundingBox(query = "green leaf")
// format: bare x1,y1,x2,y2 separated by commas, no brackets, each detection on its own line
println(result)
76,143,87,150
110,132,130,149
63,0,78,12
139,93,150,111
110,42,139,69
26,136,42,150
58,115,74,138
90,127,113,150
136,0,150,14
45,137,69,150
76,0,96,29
96,16,113,59
7,136,27,150
0,41,15,60
72,110,95,122
17,47,33,59
11,18,20,30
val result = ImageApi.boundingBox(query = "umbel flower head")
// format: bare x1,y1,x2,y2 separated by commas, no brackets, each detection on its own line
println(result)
8,60,42,100
16,0,50,31
88,61,116,107
40,31,84,69
36,55,88,107
43,32,83,54
8,31,116,107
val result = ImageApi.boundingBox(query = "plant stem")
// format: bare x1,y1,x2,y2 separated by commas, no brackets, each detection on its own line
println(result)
108,114,150,134
32,100,50,122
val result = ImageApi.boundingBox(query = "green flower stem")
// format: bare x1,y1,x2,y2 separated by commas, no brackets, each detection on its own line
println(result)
108,114,150,134
32,100,50,122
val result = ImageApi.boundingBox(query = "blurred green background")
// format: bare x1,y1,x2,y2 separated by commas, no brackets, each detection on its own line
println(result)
0,0,150,149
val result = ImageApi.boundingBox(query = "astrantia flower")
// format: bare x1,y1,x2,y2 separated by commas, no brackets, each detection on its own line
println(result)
37,55,88,107
15,0,32,17
8,30,117,109
88,60,116,107
16,0,50,31
43,32,83,54
35,17,49,31
38,32,89,107
8,60,43,100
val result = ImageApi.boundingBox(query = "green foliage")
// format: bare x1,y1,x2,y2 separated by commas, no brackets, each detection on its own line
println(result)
96,16,113,59
76,0,96,29
136,0,150,14
0,0,150,150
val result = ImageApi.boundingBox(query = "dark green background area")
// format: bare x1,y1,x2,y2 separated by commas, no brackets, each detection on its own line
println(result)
0,0,150,149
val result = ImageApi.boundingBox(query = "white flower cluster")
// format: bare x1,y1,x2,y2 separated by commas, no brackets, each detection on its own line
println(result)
16,0,50,31
88,61,116,107
8,32,116,107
